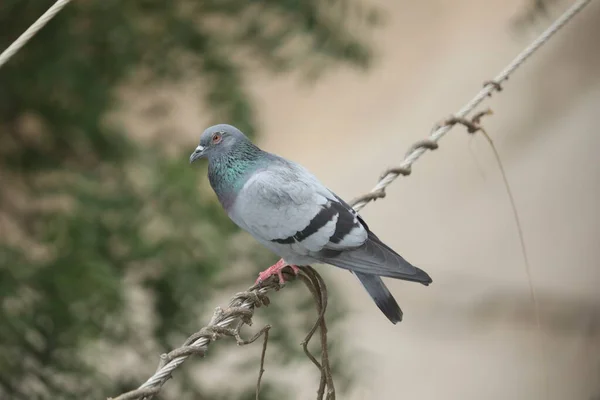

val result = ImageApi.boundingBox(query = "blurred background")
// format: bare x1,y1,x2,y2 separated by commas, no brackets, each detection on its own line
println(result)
1,0,599,399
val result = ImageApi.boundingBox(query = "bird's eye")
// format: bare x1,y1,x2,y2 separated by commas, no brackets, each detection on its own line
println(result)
212,133,222,144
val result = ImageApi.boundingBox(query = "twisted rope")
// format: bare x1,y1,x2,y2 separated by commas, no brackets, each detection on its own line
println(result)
350,0,592,211
110,280,277,400
109,0,592,398
0,0,72,70
110,267,334,400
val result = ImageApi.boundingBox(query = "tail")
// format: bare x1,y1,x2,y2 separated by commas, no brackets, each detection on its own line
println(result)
354,271,403,324
317,231,432,324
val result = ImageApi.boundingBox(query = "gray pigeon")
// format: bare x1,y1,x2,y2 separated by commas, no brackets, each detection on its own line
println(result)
190,124,432,324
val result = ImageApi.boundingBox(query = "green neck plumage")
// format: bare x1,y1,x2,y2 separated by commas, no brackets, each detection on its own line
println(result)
207,141,265,208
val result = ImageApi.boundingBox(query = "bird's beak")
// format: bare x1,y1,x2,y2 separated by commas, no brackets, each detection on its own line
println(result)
189,145,205,163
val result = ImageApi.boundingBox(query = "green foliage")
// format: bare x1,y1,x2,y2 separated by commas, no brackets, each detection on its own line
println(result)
0,0,376,398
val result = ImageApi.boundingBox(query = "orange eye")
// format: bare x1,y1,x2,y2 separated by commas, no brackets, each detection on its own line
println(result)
212,133,222,144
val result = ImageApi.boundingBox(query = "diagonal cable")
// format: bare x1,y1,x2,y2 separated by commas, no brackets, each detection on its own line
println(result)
0,0,72,70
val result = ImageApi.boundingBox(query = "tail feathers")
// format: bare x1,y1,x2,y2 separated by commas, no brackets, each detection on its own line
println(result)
319,231,432,285
354,271,403,324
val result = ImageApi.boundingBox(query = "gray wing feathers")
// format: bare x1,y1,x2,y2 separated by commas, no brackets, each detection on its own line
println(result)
232,159,367,253
231,162,325,241
317,231,432,284
233,157,431,284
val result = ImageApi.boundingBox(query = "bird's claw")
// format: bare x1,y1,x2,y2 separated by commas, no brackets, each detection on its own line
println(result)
255,259,300,285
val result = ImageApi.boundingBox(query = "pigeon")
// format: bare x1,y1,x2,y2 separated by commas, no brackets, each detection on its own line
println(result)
190,124,432,324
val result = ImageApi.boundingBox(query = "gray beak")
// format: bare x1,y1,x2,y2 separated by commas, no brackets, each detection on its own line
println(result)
189,145,205,163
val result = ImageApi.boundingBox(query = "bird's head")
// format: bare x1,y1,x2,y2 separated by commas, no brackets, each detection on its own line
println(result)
189,124,249,163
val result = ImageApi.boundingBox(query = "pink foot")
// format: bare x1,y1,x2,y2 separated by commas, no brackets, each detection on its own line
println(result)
255,258,300,285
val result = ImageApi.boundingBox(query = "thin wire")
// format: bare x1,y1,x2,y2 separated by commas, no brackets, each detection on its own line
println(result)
0,0,72,70
351,0,592,212
478,126,548,398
